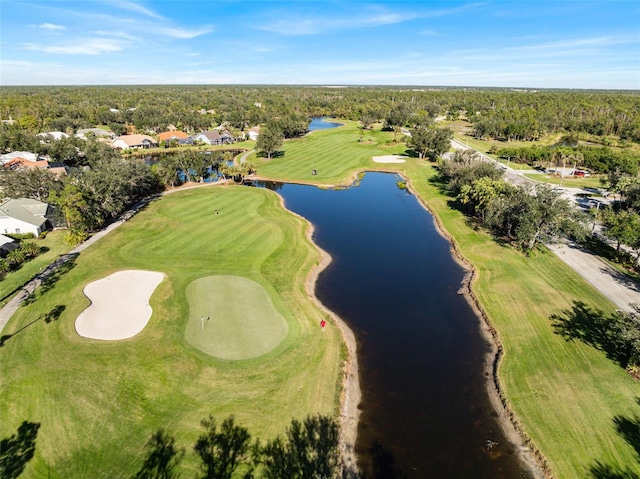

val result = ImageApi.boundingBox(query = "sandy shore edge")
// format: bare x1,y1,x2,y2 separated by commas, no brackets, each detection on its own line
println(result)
272,191,362,473
403,172,551,479
169,172,550,477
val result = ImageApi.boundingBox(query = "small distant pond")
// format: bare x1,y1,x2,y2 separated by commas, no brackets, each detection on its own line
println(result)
308,116,343,131
268,172,532,479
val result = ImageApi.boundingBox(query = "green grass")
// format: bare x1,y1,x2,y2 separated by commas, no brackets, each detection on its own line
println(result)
523,172,606,189
3,123,639,478
0,230,71,304
403,161,640,478
252,120,407,184
0,186,343,478
184,275,289,360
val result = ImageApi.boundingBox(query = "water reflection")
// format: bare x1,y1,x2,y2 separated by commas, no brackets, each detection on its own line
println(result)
272,173,532,479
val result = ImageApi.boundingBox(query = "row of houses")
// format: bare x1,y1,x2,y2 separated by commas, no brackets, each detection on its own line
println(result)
36,126,261,151
112,128,240,150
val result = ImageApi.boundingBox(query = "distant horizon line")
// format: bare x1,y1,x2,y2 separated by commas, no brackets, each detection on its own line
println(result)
1,83,639,92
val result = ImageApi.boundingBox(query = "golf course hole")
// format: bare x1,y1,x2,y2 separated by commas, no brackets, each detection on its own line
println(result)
184,275,289,360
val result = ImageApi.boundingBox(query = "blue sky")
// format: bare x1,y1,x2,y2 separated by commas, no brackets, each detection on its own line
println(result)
1,0,638,88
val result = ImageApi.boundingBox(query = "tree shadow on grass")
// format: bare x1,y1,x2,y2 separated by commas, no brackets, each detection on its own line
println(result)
590,398,640,478
19,253,78,307
0,304,65,347
133,429,184,479
0,420,41,479
427,174,451,196
550,301,627,367
38,253,78,296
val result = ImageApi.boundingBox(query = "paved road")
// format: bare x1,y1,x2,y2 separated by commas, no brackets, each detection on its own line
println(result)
450,138,640,311
548,240,640,313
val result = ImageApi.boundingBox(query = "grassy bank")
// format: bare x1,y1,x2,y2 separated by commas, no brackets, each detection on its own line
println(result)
254,123,639,477
0,185,343,478
403,161,640,478
3,121,638,478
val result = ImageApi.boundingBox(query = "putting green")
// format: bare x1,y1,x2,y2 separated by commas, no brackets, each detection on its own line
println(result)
185,275,289,360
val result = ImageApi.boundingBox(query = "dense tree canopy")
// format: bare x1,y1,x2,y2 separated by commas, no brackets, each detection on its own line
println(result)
2,85,639,144
439,152,588,252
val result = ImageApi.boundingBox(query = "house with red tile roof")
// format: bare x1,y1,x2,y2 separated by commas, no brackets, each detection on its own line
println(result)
4,158,50,170
158,131,189,142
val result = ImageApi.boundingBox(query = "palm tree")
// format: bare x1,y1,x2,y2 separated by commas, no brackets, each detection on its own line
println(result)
0,258,10,276
7,249,25,267
19,242,41,259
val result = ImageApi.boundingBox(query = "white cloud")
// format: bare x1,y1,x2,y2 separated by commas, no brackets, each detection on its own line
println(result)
22,38,127,55
110,0,163,20
39,22,66,30
258,2,486,36
156,26,214,39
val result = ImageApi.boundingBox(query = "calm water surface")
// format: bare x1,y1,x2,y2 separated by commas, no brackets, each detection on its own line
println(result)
308,116,344,131
274,173,531,479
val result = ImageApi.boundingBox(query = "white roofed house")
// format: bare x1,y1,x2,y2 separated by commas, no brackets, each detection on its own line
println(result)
0,234,19,257
75,128,116,140
246,126,260,141
0,198,53,236
111,134,158,150
36,131,70,141
193,130,234,146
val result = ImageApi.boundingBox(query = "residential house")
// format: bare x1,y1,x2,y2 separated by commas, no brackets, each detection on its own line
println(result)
112,134,158,150
75,128,116,140
37,131,69,141
193,130,233,146
0,151,38,165
246,126,260,141
0,198,53,236
158,131,190,146
0,234,19,257
4,158,50,171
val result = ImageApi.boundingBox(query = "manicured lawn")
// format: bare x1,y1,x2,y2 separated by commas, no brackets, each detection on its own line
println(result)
3,123,638,479
184,275,289,360
0,230,71,304
0,185,343,478
403,161,640,478
524,172,606,189
252,120,407,184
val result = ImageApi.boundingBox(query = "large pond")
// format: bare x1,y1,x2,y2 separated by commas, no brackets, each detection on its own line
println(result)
273,172,532,478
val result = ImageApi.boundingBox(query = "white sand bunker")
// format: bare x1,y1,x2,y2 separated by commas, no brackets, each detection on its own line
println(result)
372,155,407,163
75,270,165,340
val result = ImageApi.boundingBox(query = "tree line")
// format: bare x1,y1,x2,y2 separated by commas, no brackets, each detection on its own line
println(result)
2,85,639,144
493,141,640,176
438,150,589,252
